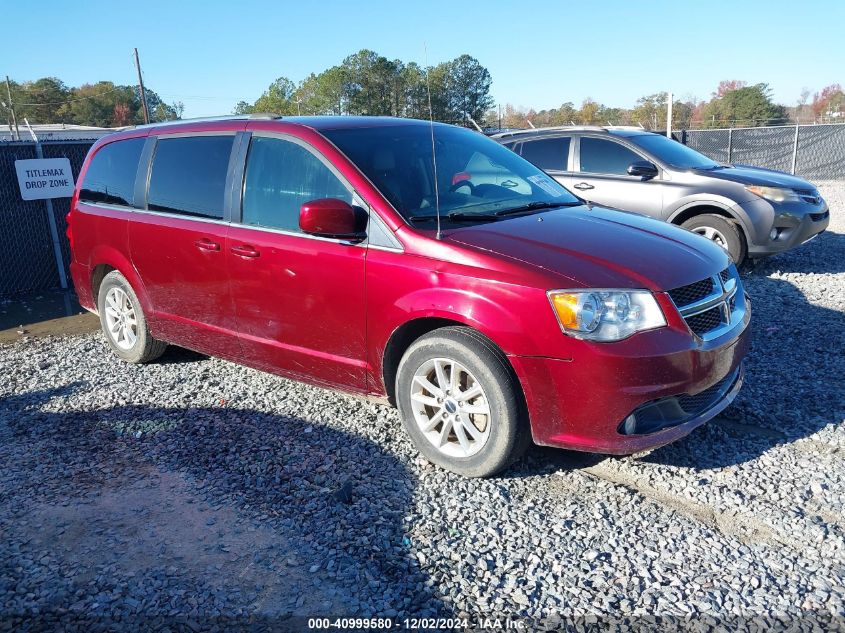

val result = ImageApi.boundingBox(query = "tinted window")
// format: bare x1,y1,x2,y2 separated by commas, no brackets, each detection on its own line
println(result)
242,136,351,233
80,137,144,206
148,135,233,219
628,134,719,170
520,137,570,171
580,137,642,175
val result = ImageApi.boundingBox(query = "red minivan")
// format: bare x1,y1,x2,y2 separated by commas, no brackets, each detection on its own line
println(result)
68,115,750,477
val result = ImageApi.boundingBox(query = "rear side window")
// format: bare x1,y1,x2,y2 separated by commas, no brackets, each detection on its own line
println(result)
520,137,570,171
579,137,641,175
80,137,145,206
148,135,234,219
241,136,351,233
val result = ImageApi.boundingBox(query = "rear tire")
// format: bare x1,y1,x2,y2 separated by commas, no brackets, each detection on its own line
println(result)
682,214,747,265
97,271,167,364
396,326,530,478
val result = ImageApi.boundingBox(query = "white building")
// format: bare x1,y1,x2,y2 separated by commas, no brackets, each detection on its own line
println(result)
0,123,125,142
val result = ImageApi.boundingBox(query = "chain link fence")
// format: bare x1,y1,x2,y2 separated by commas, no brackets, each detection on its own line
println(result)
0,140,93,297
684,124,845,181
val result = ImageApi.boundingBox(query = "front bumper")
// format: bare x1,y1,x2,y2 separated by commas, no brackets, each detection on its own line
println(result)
734,198,830,257
509,300,750,455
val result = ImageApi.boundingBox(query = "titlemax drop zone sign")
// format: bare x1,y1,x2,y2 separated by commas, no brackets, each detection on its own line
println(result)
15,158,75,200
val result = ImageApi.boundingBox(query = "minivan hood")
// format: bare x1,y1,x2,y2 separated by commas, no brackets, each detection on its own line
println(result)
447,205,730,291
692,164,815,190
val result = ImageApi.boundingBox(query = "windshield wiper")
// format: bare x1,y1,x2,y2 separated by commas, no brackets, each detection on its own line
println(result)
494,201,581,217
407,212,501,224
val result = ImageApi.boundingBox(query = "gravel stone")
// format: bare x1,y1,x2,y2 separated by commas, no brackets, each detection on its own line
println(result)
0,183,843,629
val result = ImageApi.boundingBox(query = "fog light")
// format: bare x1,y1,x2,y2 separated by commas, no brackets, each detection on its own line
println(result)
623,414,637,435
770,228,779,240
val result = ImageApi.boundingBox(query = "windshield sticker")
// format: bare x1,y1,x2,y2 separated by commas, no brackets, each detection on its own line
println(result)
527,175,563,197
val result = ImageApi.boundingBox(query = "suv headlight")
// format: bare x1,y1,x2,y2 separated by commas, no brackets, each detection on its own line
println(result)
548,290,666,342
746,185,800,203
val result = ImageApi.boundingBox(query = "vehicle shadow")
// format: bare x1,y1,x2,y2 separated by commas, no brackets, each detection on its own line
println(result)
156,345,208,364
0,385,448,629
517,270,844,473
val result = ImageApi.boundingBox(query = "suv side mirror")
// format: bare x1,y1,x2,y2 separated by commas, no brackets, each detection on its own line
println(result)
299,198,366,240
627,160,659,180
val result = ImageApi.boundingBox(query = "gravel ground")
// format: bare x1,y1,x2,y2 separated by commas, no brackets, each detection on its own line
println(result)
1,182,844,631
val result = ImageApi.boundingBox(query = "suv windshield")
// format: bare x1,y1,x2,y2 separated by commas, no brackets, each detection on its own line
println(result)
322,124,580,225
629,134,721,170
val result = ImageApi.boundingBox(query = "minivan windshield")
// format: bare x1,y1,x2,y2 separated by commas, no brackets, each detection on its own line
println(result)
629,134,722,170
322,124,581,225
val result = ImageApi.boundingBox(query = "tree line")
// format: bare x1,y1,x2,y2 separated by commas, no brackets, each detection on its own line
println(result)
4,62,842,133
500,81,845,131
234,49,494,124
1,77,183,128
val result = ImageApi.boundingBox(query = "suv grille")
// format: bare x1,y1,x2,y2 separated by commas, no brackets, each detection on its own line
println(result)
795,188,822,205
668,278,714,307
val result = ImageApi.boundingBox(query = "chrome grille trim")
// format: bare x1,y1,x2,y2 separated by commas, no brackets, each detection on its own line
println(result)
667,265,746,342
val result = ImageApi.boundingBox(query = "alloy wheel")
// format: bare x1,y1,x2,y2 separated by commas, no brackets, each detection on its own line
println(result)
409,358,492,458
103,287,138,351
692,225,728,249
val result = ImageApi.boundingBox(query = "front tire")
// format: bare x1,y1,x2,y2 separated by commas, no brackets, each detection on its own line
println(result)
97,271,167,364
682,213,747,265
396,326,530,478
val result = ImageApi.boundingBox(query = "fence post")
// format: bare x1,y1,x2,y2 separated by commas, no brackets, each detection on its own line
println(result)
32,141,69,290
727,128,733,164
790,124,799,175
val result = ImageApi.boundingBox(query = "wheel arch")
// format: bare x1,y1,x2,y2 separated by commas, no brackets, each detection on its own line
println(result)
381,316,526,409
87,246,153,316
669,202,741,228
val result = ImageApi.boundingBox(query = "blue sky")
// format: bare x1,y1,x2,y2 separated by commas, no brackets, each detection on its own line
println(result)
3,0,843,118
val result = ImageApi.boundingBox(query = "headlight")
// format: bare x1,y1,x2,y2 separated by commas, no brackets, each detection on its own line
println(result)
746,185,800,203
548,290,666,342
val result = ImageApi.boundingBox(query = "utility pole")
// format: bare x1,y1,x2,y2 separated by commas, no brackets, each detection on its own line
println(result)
134,48,150,124
666,91,673,138
5,76,19,140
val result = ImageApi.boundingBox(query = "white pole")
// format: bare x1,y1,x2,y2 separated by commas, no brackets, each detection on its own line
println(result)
23,118,68,290
666,91,673,138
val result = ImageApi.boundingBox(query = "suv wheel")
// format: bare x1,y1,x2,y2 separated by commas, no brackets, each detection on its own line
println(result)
396,326,530,478
682,214,747,265
97,271,167,363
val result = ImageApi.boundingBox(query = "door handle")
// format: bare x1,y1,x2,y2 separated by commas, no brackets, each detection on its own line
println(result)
194,238,220,252
231,244,260,258
573,182,595,191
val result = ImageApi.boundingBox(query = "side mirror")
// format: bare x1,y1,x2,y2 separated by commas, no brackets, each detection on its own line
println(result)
627,160,659,180
299,198,366,240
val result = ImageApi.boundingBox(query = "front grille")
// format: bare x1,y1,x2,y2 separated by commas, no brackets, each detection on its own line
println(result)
795,188,822,205
719,268,730,283
668,278,714,307
810,210,829,222
686,306,723,337
678,369,738,415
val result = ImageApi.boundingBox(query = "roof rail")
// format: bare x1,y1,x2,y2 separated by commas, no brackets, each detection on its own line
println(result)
134,113,279,129
492,125,608,138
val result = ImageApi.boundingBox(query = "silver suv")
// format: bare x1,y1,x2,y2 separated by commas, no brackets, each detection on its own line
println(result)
492,127,830,264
